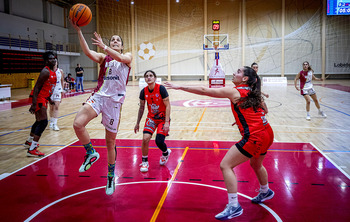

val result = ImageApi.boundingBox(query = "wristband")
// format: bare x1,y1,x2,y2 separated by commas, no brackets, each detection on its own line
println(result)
103,45,107,51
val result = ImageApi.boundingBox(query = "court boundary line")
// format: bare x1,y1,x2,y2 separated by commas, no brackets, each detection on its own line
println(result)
23,181,282,222
310,142,350,180
0,140,78,181
151,146,189,221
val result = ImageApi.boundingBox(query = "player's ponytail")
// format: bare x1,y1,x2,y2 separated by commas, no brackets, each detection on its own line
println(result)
238,66,263,111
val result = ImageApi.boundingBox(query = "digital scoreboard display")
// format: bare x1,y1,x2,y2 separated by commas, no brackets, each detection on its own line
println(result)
327,0,350,15
212,20,220,31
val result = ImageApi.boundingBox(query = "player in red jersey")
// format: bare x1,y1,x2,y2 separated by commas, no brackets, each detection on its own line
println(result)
23,51,57,157
134,70,171,173
165,66,274,220
294,61,326,120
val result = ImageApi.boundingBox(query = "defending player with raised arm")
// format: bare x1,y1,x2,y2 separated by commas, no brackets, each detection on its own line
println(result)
164,66,274,220
294,61,326,120
71,20,132,195
134,70,171,173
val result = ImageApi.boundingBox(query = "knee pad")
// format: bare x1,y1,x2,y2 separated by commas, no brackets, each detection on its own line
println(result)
34,119,48,136
155,134,167,152
31,121,40,134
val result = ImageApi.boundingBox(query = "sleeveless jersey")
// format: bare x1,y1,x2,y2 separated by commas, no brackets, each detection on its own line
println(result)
52,68,63,93
299,70,313,90
94,55,131,103
144,83,166,119
230,84,269,138
30,66,57,100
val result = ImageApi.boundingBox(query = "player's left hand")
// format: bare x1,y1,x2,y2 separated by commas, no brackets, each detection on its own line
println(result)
91,32,105,50
164,82,180,90
163,122,170,134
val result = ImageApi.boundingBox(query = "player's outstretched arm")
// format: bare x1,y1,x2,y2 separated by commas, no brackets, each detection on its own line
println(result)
164,82,240,104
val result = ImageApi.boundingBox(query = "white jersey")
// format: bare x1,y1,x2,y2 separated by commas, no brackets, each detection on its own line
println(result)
94,55,131,103
303,70,313,90
53,68,63,93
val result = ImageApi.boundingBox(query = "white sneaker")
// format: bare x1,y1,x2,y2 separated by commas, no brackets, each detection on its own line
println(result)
160,149,171,165
49,122,53,129
140,162,149,173
79,152,100,172
306,115,311,120
319,110,327,118
105,176,116,195
52,124,60,131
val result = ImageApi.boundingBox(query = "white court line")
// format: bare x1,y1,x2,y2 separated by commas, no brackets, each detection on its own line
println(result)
0,140,78,181
24,181,282,222
310,142,350,180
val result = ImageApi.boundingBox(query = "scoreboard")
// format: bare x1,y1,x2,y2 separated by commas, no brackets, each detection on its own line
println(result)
327,0,350,15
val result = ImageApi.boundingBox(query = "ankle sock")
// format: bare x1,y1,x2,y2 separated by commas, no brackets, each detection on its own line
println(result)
83,142,95,154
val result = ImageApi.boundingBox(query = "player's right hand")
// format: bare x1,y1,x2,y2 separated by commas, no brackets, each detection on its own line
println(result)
134,124,139,134
29,104,36,114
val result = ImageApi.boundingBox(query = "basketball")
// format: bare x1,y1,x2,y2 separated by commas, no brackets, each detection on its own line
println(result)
69,3,92,27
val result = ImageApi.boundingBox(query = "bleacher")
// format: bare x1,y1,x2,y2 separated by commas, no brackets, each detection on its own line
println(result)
0,36,38,50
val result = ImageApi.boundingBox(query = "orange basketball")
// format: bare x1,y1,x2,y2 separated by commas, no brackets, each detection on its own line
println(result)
69,3,92,27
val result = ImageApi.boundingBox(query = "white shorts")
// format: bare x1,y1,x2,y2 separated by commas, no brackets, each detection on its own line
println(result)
86,94,122,133
50,91,62,102
301,87,316,96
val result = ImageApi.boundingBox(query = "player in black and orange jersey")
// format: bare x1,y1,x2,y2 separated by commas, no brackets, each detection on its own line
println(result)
134,70,171,173
23,51,57,157
165,66,274,220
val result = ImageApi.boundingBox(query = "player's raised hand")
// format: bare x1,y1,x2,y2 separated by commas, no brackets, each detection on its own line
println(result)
69,18,80,32
91,32,105,50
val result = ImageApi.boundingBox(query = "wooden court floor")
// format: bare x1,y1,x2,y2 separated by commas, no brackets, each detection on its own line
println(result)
0,79,350,221
1,80,350,176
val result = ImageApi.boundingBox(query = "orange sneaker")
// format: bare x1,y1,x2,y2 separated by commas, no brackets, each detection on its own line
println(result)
27,147,45,157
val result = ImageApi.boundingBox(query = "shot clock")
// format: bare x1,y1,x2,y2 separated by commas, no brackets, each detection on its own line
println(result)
212,20,220,31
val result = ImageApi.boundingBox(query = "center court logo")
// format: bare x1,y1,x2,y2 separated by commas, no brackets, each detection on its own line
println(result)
171,99,230,108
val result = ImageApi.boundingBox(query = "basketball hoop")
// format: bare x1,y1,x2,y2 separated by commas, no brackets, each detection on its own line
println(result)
213,45,219,52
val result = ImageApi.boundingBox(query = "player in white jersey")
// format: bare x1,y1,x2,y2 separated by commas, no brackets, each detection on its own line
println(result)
294,61,326,120
49,59,64,131
71,21,132,196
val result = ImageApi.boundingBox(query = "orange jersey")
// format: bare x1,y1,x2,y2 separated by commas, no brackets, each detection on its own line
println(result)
30,66,57,101
230,84,269,137
143,84,167,120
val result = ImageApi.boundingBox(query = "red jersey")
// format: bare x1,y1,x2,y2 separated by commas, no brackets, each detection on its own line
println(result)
230,84,269,137
30,66,57,101
144,83,166,120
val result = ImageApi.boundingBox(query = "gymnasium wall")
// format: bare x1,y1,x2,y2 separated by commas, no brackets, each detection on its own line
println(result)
97,0,350,78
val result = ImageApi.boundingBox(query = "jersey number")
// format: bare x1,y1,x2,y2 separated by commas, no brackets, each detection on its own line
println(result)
110,119,114,125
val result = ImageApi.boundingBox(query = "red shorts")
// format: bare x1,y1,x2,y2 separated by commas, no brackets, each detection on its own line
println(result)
236,124,274,158
29,97,48,112
143,117,169,136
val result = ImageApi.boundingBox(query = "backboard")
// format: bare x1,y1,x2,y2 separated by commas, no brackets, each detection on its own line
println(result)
203,34,229,50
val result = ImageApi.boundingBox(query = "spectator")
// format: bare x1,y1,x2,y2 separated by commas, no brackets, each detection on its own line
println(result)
75,64,84,92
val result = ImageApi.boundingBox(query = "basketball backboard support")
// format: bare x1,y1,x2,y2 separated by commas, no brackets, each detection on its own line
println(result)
203,34,229,50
